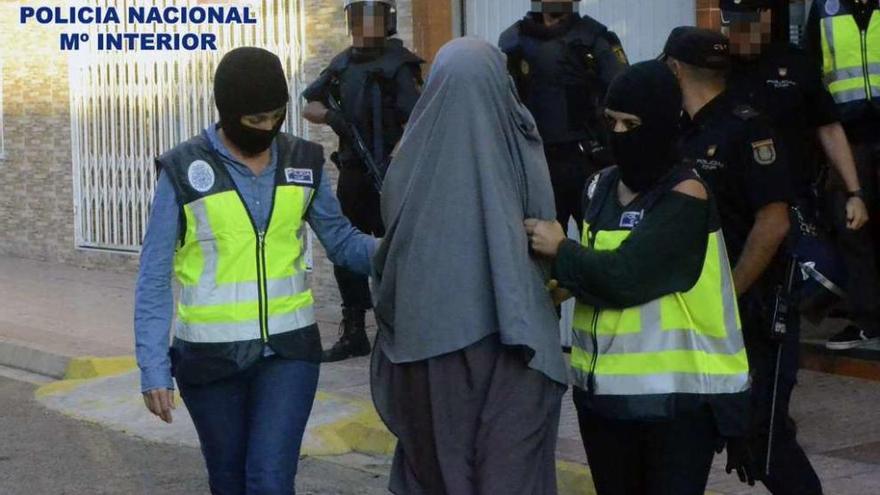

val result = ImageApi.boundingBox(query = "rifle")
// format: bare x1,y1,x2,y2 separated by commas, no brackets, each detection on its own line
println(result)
325,83,385,194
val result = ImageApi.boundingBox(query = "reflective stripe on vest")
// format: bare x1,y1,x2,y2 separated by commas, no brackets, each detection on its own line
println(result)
571,224,749,396
821,9,880,105
173,185,315,344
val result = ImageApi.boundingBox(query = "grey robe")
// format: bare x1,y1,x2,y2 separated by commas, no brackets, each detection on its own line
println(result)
372,37,567,385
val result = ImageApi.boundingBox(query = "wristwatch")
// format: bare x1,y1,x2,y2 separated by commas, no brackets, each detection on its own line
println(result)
847,189,864,199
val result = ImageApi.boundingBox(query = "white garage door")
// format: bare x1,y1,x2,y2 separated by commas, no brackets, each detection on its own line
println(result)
463,0,695,64
69,0,309,254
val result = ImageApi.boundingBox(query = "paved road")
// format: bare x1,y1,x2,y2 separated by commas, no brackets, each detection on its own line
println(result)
0,374,390,495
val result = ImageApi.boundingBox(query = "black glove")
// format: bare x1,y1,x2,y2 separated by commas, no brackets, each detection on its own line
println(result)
717,437,757,486
325,109,350,141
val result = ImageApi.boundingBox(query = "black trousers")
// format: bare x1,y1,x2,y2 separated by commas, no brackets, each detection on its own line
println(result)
545,142,598,229
334,165,383,311
740,296,823,495
825,140,880,335
574,392,717,495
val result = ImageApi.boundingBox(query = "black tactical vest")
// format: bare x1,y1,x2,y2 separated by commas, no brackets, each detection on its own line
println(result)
500,14,608,144
310,39,422,166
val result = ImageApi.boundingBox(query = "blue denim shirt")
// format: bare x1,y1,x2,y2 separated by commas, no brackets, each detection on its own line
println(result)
135,126,377,392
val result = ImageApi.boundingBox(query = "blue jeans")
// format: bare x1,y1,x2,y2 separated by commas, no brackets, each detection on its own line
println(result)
178,356,320,495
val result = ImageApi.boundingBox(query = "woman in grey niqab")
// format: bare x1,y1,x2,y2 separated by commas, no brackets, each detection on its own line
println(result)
371,37,567,495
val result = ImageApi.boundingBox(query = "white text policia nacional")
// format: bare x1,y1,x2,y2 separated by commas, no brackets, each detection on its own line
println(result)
19,6,258,25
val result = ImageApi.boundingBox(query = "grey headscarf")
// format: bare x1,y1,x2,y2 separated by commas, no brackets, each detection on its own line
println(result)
372,37,567,385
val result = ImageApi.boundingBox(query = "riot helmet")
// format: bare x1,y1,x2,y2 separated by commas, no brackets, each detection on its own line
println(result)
344,0,397,48
530,0,580,15
787,205,848,324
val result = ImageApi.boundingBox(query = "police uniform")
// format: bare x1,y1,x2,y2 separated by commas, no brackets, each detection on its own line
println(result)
728,42,840,194
805,0,880,346
499,10,627,228
302,29,422,361
669,28,824,495
679,95,792,278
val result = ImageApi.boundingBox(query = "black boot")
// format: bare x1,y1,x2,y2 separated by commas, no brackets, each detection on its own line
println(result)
322,308,371,362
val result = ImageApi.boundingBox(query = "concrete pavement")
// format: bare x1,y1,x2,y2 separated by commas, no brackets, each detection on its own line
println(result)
3,254,880,494
0,373,392,495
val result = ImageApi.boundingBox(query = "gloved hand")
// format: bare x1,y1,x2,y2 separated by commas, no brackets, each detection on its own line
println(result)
717,437,757,486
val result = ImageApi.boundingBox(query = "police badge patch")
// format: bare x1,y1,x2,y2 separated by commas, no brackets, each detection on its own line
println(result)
751,139,777,166
284,167,314,185
620,210,644,229
825,0,839,16
187,160,215,193
520,59,530,77
707,145,718,157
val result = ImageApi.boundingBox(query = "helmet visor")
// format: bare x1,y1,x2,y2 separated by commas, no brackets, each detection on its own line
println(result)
531,0,578,14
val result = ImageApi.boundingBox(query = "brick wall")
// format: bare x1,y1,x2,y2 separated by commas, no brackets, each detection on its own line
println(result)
0,1,131,269
0,0,414,308
696,0,722,30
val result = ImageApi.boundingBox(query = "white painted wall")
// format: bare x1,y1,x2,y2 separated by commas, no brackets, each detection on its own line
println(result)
463,0,696,63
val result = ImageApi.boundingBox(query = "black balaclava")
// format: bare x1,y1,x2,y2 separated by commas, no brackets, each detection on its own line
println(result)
604,60,683,193
214,47,289,155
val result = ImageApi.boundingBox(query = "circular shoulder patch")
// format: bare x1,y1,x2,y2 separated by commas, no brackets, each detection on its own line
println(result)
825,0,839,16
187,160,215,193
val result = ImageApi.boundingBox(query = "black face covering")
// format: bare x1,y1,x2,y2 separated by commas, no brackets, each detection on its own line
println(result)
214,47,289,155
604,61,683,193
222,110,287,156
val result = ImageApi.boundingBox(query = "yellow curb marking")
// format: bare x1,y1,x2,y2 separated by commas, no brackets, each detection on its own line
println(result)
556,460,596,495
64,356,137,380
305,392,396,457
35,378,92,398
34,361,723,495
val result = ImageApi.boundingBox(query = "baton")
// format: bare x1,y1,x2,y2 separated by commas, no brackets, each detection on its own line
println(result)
765,256,799,476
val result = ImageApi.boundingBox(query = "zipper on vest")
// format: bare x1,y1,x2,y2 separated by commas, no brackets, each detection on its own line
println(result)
861,30,873,99
587,309,600,396
227,183,273,346
256,231,269,343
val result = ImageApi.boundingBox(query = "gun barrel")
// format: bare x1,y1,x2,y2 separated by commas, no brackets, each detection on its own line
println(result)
326,95,384,193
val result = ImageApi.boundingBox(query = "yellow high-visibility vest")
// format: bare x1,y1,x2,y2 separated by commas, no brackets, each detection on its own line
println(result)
818,1,880,109
162,134,318,348
571,210,749,399
173,184,315,344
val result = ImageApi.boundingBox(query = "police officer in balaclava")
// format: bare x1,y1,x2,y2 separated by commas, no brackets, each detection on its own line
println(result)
135,46,379,492
500,0,628,233
302,0,423,363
